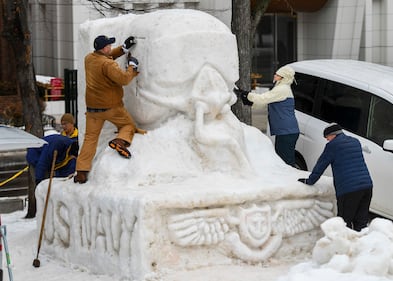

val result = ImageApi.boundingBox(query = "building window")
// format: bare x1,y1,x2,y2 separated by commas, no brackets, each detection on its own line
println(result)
252,14,297,86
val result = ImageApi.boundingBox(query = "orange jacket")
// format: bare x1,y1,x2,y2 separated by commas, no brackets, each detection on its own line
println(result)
84,46,138,109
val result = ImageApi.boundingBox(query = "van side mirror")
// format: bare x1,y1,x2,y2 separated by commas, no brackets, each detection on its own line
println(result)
383,140,393,152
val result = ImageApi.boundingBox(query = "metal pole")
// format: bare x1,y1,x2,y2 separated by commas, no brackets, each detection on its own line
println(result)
0,215,3,281
0,225,13,281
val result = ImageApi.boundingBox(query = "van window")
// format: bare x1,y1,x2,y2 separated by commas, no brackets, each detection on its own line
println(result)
319,81,370,136
368,96,393,146
292,73,319,115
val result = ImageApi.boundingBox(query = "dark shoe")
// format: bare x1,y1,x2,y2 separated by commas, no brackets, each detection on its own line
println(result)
109,138,131,159
74,171,88,184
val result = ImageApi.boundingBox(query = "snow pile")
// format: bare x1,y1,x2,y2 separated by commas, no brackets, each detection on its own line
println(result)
278,217,393,281
314,217,393,276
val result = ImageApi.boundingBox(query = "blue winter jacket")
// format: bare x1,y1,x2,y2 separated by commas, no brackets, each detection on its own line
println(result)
268,98,299,136
26,134,77,183
307,133,373,197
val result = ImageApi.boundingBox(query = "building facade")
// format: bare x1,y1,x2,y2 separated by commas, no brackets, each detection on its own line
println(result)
1,0,393,121
298,0,393,65
26,0,231,78
25,0,393,81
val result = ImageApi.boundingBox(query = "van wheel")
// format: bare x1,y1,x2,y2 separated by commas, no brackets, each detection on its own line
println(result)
295,152,307,171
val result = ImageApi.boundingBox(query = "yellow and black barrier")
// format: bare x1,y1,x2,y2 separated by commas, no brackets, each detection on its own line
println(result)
0,166,28,187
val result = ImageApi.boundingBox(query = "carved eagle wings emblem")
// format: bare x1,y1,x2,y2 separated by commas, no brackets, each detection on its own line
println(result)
167,199,334,247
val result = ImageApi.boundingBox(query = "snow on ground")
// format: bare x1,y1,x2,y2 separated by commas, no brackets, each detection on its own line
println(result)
2,210,393,281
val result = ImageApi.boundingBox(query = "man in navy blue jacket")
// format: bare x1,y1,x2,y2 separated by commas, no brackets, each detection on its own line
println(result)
298,123,373,231
27,134,79,184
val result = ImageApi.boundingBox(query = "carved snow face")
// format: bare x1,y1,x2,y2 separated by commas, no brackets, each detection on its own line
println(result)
239,204,272,248
124,10,239,129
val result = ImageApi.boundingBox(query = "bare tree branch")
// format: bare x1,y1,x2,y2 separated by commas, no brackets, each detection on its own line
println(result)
251,0,271,37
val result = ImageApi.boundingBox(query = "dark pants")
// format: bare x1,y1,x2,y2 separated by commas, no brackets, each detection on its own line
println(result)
275,133,299,167
336,188,372,231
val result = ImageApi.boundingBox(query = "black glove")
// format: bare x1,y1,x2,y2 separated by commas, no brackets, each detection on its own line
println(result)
298,178,309,184
122,36,136,51
241,92,253,106
128,56,139,70
234,88,253,106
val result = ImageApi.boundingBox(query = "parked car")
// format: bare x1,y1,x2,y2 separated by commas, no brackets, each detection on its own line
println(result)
268,59,393,220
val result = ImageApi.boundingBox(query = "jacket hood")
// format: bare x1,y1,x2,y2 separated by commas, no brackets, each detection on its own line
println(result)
276,65,295,84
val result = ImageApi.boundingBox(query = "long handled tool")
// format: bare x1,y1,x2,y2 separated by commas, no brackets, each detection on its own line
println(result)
32,150,57,268
0,223,13,281
0,216,3,281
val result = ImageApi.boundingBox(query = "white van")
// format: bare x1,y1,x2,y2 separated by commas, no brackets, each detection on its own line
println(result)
273,59,393,220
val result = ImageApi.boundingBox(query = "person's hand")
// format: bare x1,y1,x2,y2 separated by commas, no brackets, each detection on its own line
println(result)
240,92,253,106
122,36,136,52
234,88,253,106
298,178,309,184
128,56,139,70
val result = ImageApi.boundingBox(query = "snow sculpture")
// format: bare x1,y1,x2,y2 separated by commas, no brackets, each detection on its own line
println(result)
124,10,251,170
35,9,335,281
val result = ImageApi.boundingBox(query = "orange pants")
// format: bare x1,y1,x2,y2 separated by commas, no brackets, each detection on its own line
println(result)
76,106,136,171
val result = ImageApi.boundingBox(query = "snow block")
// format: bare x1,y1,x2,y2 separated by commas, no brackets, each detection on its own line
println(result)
35,151,334,280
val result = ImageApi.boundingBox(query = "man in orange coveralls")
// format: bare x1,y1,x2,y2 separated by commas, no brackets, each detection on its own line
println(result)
74,35,146,184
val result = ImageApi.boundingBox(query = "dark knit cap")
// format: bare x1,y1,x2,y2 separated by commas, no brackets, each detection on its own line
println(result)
94,35,115,51
323,123,343,137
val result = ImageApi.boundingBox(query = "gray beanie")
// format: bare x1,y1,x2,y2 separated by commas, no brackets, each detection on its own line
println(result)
323,123,343,137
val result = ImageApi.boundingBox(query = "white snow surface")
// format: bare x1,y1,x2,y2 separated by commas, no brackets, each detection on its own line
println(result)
5,8,389,281
2,211,393,281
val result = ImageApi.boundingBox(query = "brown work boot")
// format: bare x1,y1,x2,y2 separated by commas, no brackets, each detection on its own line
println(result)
74,171,89,184
109,138,131,159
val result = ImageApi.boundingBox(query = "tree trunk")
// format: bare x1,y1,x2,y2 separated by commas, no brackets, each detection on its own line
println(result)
251,0,271,40
231,0,252,125
2,0,43,218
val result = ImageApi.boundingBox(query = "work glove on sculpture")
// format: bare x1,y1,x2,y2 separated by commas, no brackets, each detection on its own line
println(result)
128,56,139,71
234,88,253,106
122,36,136,52
241,92,253,106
